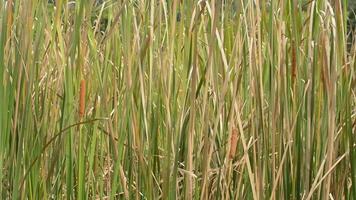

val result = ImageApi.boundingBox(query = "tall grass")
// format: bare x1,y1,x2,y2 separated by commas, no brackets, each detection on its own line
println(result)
0,0,355,199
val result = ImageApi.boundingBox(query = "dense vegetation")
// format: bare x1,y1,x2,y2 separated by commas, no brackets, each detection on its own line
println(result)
0,0,355,199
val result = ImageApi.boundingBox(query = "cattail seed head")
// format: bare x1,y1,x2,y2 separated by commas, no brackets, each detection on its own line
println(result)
229,128,239,159
291,41,297,89
79,79,86,118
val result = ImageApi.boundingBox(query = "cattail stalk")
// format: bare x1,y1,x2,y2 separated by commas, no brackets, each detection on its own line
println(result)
78,79,86,199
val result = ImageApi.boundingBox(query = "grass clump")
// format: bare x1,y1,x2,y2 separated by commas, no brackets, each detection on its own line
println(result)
0,0,355,199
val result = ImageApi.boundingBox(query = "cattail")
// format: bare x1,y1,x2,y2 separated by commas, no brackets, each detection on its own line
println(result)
79,79,86,119
229,128,239,159
291,40,297,89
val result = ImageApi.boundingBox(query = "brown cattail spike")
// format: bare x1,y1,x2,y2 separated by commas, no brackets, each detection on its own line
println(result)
229,128,239,159
291,40,297,90
79,79,86,118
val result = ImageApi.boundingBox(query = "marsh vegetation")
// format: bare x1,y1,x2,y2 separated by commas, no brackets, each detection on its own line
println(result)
0,0,355,199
